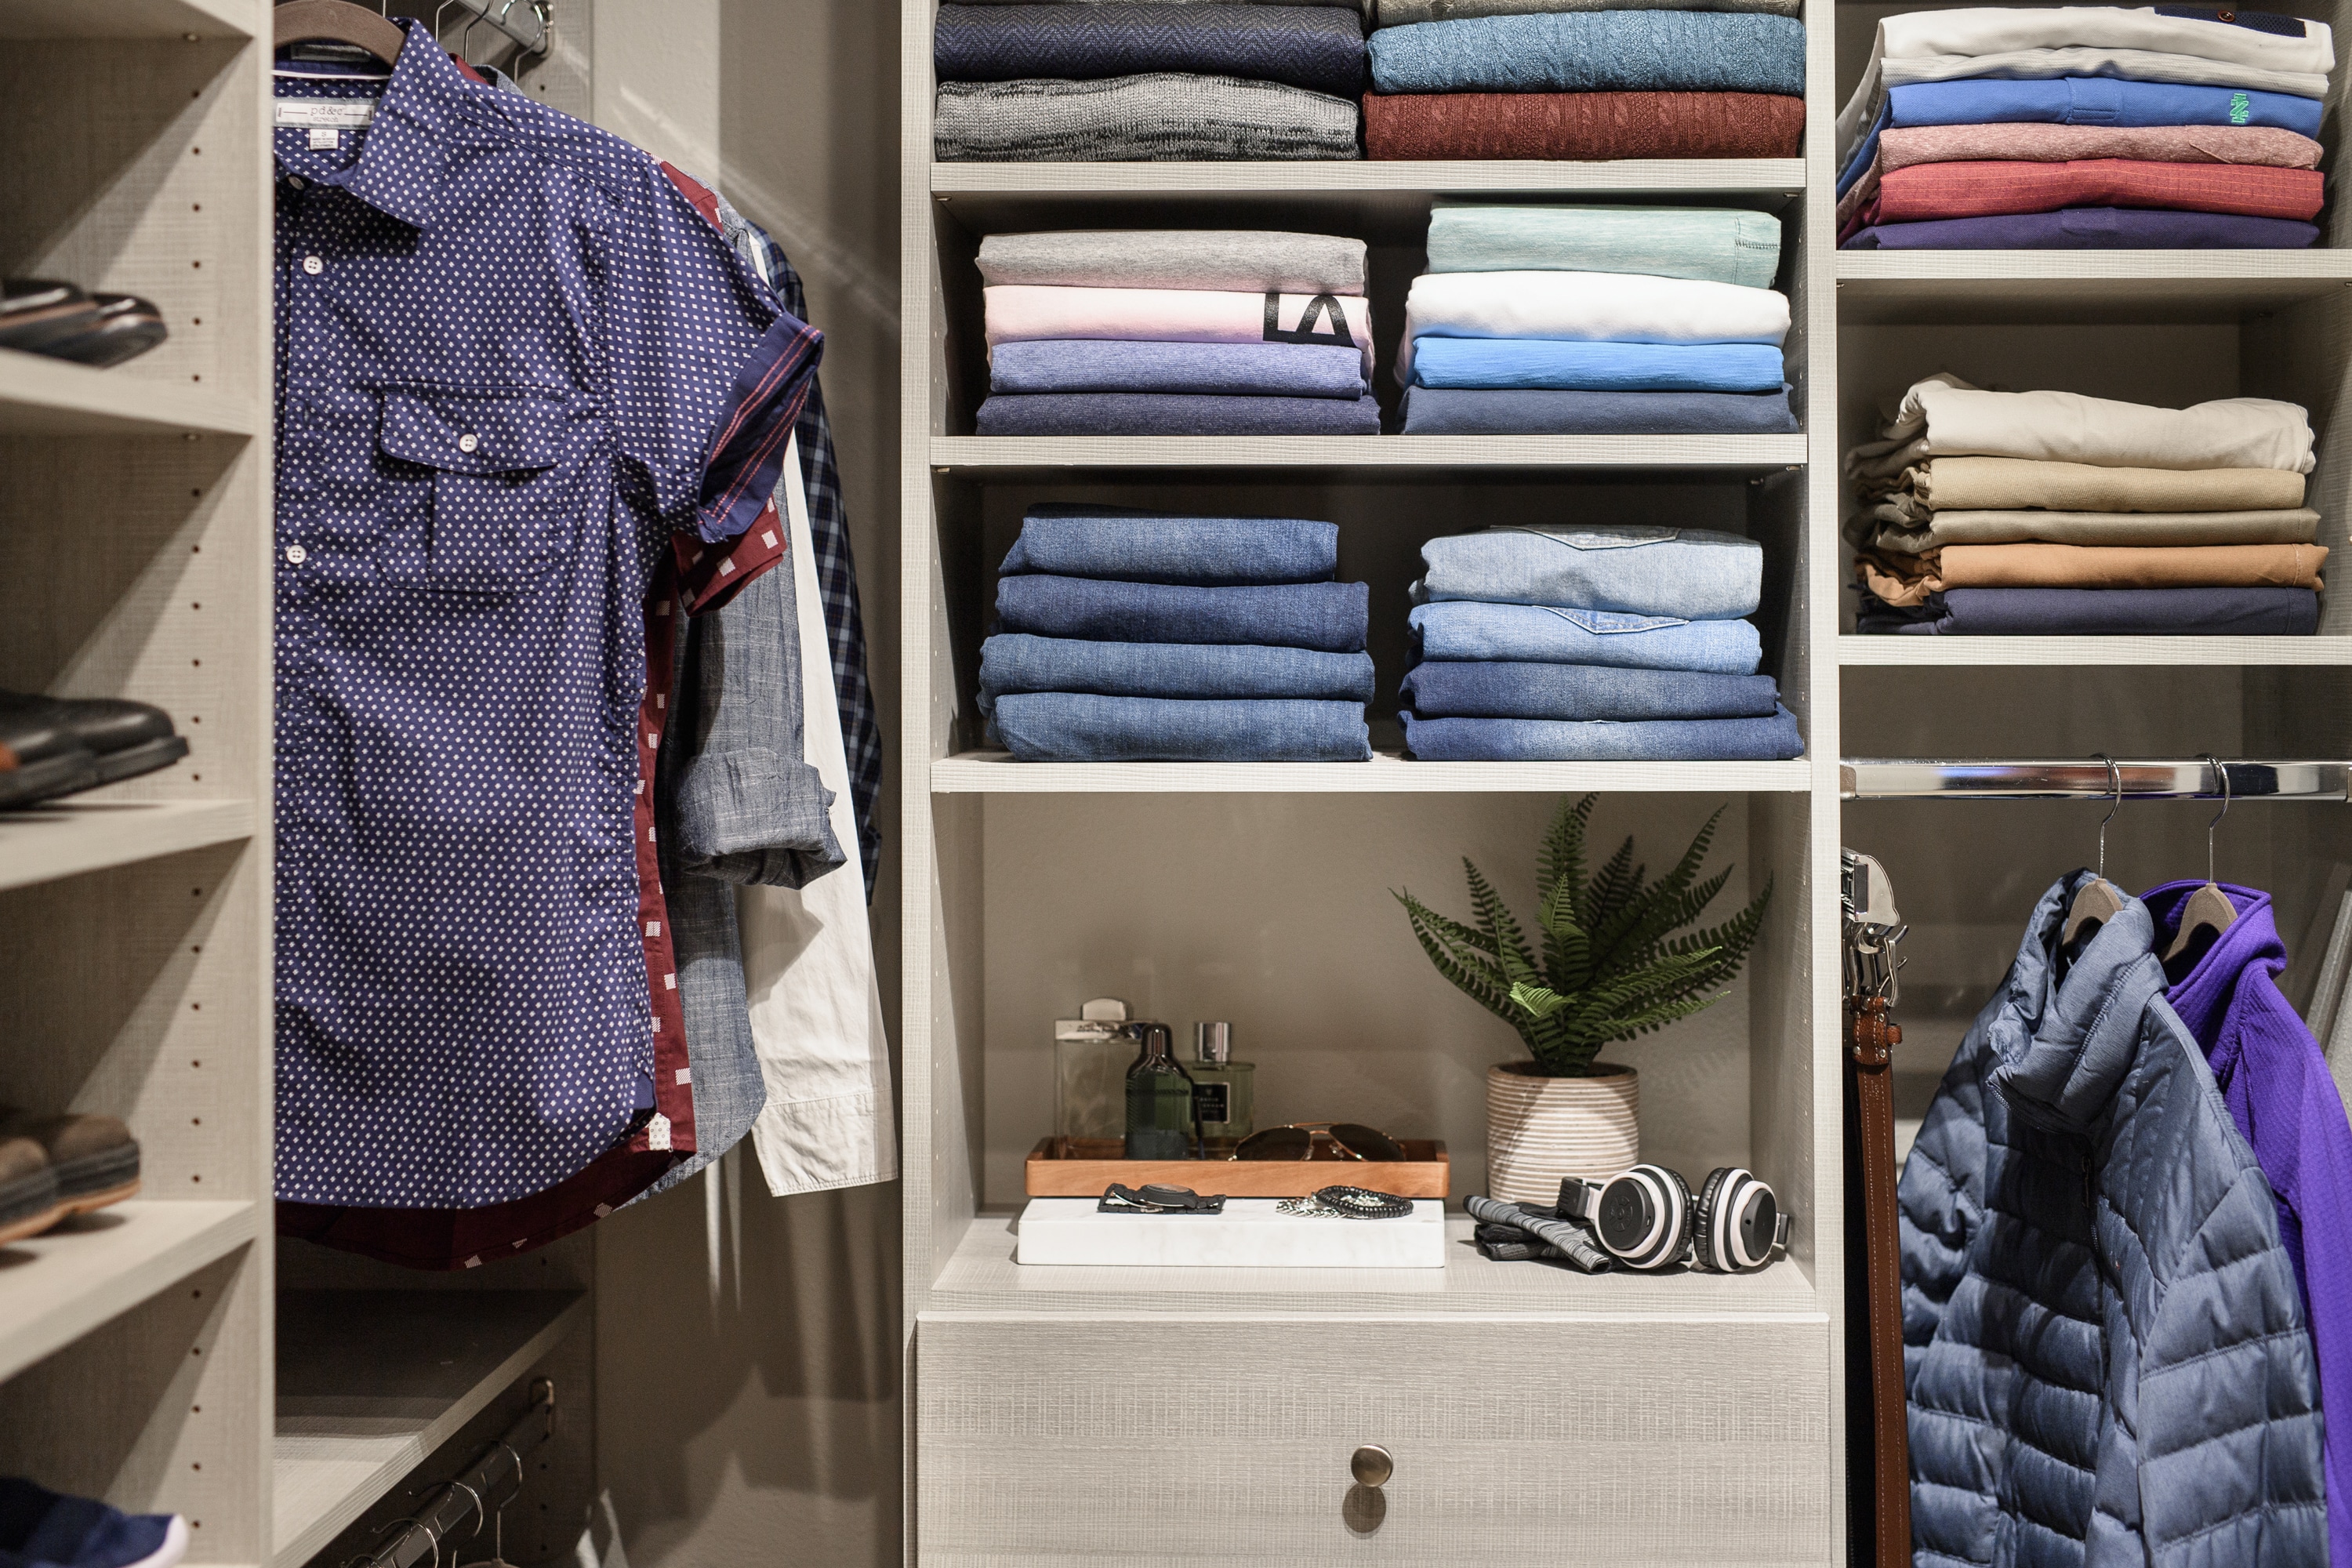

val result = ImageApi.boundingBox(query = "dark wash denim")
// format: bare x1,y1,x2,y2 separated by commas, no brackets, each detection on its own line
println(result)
1858,585,2320,635
978,634,1375,710
1410,601,1762,673
996,575,1370,652
1400,661,1780,721
1002,507,1338,586
1403,704,1802,760
989,694,1373,761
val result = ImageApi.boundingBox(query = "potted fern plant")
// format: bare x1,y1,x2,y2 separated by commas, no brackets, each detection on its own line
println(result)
1396,795,1770,1204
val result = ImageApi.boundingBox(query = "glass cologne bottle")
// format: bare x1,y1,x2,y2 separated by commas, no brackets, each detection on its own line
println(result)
1123,1022,1195,1160
1188,1022,1255,1156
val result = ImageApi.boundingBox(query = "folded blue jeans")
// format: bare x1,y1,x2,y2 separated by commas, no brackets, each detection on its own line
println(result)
1426,204,1782,289
997,574,1371,652
1400,661,1780,721
1399,384,1798,435
990,339,1368,399
1417,525,1762,619
977,391,1383,437
1369,11,1806,96
1410,601,1762,673
1002,506,1339,585
1409,338,1786,394
978,635,1377,709
1402,705,1802,760
990,693,1374,761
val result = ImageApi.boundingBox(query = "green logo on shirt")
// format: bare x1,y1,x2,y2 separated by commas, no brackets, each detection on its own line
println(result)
2230,92,2252,123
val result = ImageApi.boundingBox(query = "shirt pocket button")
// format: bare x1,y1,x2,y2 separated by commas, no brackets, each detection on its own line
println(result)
458,434,479,452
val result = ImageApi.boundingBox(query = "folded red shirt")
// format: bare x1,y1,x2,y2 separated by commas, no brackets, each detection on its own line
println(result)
1867,159,2324,225
1364,91,1802,161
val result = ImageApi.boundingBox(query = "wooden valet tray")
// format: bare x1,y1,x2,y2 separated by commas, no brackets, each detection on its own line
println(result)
1025,1136,1450,1199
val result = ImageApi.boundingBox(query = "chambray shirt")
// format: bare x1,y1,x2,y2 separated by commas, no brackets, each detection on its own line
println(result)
270,22,819,1207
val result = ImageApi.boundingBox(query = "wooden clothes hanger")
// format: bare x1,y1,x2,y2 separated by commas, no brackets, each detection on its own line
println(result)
2061,754,2127,948
2161,755,2240,964
274,0,405,66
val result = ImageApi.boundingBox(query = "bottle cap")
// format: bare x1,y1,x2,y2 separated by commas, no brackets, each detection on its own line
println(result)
1195,1022,1231,1063
1080,997,1129,1022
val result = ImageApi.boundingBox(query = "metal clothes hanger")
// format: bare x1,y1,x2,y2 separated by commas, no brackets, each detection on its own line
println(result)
2161,756,2240,964
2061,754,2128,947
274,0,405,67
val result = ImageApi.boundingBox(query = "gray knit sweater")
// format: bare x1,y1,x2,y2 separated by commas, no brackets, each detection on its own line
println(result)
935,73,1362,161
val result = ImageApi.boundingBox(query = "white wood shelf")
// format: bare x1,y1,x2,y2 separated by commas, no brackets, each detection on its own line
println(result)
1839,636,2352,666
0,0,257,40
0,1200,256,1385
0,798,256,892
273,1290,589,1568
0,349,258,437
926,1215,1825,1321
932,160,1808,196
931,751,1812,793
931,435,1808,470
1837,250,2352,324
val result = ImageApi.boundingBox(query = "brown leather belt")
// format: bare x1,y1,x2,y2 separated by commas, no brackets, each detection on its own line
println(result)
1849,995,1912,1568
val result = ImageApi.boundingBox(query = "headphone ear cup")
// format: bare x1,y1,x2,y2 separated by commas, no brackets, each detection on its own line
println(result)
1694,1167,1733,1272
1695,1167,1779,1271
1653,1164,1693,1269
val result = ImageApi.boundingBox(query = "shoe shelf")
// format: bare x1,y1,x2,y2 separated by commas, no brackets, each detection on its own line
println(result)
928,752,1815,793
929,435,1810,471
0,798,257,893
0,1200,255,1386
1839,636,2352,666
0,0,256,41
0,349,260,438
273,1290,589,1568
931,160,1809,197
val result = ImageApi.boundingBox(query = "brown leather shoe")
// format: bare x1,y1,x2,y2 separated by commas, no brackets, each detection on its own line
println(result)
0,1135,62,1246
0,1109,140,1218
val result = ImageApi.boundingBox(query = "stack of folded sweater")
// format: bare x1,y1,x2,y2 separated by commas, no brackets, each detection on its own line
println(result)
933,2,1367,162
1399,524,1803,760
1396,204,1796,436
1849,374,2325,635
976,229,1382,436
1363,0,1805,161
982,506,1376,760
1836,7,2332,249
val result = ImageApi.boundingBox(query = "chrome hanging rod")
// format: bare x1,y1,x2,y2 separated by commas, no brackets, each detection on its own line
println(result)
350,1381,554,1568
439,0,548,57
1841,758,2350,801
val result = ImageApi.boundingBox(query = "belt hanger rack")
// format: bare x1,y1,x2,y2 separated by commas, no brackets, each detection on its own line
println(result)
347,1381,556,1568
1840,758,2352,802
435,0,549,60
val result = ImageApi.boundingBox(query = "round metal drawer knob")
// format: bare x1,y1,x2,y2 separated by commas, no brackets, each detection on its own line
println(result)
1350,1445,1393,1488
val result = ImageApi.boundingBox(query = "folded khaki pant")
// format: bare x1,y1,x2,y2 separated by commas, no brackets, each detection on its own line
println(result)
1855,456,2308,517
1855,506,2321,556
1857,539,2328,606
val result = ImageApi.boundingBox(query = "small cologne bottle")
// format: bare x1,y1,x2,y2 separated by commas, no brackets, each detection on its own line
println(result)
1123,1022,1196,1160
1054,998,1131,1142
1189,1022,1255,1156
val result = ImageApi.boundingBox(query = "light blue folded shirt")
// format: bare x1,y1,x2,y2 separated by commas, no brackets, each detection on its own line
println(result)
1409,339,1786,394
1417,524,1762,621
1370,12,1806,96
1426,205,1783,290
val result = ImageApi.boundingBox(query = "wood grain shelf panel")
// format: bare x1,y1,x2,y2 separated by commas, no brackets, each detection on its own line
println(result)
930,435,1809,470
0,350,258,437
0,799,256,892
274,1290,589,1568
930,752,1813,793
0,1200,256,1385
1839,636,2352,666
932,160,1808,196
1836,251,2352,324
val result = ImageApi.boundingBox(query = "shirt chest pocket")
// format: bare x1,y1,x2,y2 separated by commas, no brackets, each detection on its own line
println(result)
377,390,584,594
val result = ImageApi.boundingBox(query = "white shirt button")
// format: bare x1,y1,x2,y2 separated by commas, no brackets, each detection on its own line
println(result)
458,433,479,453
302,255,324,275
285,544,307,565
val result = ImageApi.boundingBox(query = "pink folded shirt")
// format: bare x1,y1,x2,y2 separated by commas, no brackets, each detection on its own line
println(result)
983,285,1377,374
1861,159,2325,228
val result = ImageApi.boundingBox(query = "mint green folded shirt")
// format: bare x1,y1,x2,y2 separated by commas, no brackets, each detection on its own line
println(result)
1425,204,1784,290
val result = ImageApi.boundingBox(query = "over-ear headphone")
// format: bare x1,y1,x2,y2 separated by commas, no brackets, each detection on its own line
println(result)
1558,1164,1791,1272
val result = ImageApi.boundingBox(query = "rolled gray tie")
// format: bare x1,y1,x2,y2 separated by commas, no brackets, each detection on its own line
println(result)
1465,1194,1615,1273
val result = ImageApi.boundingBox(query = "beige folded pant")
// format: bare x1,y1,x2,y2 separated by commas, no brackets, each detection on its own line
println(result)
1857,506,2322,556
1855,456,2308,517
1857,539,2328,606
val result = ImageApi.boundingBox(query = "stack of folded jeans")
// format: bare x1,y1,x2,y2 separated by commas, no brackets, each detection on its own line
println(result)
933,2,1367,161
982,506,1376,760
976,229,1382,435
1849,373,2325,635
1836,9,2332,249
1363,2,1804,160
1399,524,1802,760
1397,205,1796,436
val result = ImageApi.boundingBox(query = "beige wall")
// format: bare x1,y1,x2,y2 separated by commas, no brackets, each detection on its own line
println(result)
586,2,904,1563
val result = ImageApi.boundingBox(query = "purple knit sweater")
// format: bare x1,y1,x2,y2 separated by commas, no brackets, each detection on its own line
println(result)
2146,879,2352,1566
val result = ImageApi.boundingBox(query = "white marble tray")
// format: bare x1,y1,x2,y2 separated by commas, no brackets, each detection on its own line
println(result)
1013,1198,1448,1268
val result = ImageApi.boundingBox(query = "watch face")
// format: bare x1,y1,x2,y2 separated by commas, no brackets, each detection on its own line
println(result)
1597,1178,1655,1252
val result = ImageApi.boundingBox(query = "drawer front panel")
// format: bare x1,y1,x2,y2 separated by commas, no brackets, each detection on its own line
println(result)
917,1317,1834,1566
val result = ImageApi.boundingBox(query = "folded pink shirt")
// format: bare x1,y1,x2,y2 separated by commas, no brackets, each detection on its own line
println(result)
983,285,1377,374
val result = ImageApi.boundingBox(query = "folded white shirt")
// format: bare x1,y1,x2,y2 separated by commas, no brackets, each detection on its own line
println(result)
1398,271,1790,380
1846,372,2317,479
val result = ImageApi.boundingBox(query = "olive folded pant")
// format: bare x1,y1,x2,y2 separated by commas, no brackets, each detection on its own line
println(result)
1855,456,2307,518
1855,507,2321,555
1857,539,2328,606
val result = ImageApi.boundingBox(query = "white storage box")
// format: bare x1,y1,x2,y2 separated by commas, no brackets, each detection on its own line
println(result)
1013,1197,1448,1268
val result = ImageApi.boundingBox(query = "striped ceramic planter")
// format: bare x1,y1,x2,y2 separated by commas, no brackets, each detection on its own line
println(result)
1485,1061,1640,1206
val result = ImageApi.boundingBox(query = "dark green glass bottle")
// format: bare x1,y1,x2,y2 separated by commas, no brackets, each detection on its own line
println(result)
1123,1022,1195,1160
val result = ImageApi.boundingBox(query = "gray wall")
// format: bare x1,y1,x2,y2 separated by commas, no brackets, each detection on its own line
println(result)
586,2,904,1563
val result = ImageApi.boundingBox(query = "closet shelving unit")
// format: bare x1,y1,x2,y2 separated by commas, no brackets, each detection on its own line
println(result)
903,0,1844,1559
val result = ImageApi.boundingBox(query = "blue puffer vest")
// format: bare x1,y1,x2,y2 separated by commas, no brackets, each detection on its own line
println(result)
1900,873,2326,1566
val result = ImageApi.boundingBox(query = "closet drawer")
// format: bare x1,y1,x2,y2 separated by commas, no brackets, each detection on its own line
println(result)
916,1316,1833,1566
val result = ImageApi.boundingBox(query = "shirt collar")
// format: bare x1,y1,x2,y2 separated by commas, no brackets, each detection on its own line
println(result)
279,17,474,230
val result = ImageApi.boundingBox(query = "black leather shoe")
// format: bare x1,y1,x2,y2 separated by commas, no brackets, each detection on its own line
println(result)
0,702,99,810
0,692,186,800
38,294,169,368
0,279,102,356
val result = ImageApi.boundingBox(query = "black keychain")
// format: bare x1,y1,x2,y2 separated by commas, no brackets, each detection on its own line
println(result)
1098,1182,1227,1214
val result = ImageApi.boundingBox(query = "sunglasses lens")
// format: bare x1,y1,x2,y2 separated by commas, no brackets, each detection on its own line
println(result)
1331,1124,1407,1163
1236,1127,1313,1160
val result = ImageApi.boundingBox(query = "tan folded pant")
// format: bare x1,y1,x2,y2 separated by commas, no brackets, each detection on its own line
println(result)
1857,539,2328,606
1856,456,2308,515
1858,506,2322,556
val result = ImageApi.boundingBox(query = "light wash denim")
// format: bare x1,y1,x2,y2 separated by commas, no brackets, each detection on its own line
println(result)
1410,339,1786,394
1399,385,1798,435
1417,525,1762,619
1403,704,1802,760
1426,204,1782,289
990,693,1373,761
1369,11,1806,96
1002,507,1339,586
1399,661,1780,720
996,575,1370,652
1410,601,1762,673
978,634,1376,710
990,339,1367,399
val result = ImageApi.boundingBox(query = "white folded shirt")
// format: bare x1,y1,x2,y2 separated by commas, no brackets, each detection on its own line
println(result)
1846,372,2317,479
1398,271,1790,380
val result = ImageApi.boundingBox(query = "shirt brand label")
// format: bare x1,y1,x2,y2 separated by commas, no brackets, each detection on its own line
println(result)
275,100,376,128
308,128,342,151
646,1112,673,1151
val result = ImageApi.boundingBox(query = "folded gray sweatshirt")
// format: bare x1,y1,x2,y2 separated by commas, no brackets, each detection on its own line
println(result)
978,228,1369,294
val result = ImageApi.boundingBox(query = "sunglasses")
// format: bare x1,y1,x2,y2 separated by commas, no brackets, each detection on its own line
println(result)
1232,1123,1409,1163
